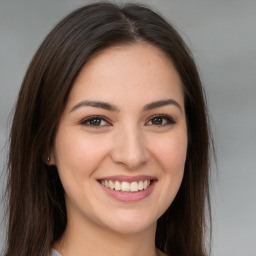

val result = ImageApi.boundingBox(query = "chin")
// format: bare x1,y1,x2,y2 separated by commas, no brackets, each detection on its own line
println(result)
96,209,158,235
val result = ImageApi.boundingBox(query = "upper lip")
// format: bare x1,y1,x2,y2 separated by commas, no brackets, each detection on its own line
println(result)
97,175,157,182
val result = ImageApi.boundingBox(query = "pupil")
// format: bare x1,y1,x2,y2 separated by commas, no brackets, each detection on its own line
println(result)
90,119,100,126
153,117,162,125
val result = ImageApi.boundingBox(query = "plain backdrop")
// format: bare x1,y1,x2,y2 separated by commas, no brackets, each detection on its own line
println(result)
0,0,255,255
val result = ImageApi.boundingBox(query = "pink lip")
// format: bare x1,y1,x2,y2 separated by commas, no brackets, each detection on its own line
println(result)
97,175,157,202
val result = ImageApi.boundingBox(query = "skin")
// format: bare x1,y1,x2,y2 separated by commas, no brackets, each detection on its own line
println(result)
51,43,187,256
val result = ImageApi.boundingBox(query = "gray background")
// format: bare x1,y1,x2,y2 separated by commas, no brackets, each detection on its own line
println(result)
0,0,255,255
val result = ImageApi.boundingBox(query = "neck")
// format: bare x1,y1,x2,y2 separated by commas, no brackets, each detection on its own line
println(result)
55,213,159,256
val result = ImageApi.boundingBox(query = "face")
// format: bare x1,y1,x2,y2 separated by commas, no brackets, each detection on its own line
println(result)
52,43,187,235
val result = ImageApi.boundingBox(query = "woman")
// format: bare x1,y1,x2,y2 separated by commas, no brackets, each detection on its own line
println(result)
5,2,212,256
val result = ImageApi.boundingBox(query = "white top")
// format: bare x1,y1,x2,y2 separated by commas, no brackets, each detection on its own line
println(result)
50,249,62,256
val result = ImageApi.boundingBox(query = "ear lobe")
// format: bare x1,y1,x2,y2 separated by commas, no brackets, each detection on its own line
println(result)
46,149,56,166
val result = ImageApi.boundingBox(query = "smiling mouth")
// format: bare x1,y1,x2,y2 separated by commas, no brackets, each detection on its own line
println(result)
98,179,155,192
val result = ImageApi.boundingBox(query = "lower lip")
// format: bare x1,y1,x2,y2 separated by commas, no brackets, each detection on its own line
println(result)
99,181,156,202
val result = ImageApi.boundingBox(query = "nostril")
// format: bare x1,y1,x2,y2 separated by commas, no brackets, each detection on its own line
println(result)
110,150,148,169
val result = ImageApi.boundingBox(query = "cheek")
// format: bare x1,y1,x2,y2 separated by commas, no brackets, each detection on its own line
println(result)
53,131,108,186
53,132,112,214
152,131,188,173
146,131,187,217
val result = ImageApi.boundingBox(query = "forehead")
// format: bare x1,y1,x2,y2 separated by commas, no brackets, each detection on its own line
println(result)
66,43,184,110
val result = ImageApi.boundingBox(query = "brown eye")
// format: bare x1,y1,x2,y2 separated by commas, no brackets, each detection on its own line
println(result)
80,116,110,127
89,118,102,126
151,117,164,125
146,115,176,126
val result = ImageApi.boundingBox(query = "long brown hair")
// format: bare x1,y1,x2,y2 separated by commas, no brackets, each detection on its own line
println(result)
5,2,212,256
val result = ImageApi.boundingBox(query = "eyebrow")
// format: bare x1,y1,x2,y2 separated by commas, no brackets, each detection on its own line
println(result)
143,99,183,112
70,100,120,112
70,99,182,113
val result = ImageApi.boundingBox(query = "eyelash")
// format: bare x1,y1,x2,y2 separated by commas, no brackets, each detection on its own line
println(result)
80,114,176,127
146,114,176,126
80,115,111,127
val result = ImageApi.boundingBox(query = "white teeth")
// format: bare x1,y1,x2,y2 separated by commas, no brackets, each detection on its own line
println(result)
101,179,152,192
115,181,121,191
109,180,115,190
121,181,130,192
143,180,148,190
138,181,144,191
130,181,139,192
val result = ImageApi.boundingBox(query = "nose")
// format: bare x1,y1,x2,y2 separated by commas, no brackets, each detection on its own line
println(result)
110,126,149,170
